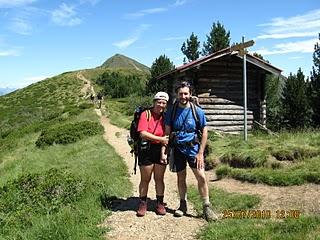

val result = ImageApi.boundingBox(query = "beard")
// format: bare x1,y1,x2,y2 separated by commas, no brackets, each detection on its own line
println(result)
179,98,189,106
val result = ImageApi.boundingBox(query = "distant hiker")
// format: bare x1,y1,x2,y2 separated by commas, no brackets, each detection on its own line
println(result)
90,93,95,103
164,81,218,221
97,92,103,109
136,92,169,217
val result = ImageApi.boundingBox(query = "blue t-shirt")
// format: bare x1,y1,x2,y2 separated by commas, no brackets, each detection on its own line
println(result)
165,104,206,157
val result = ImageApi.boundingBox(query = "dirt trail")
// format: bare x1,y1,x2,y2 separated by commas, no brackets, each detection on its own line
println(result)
77,72,319,239
97,111,206,240
76,71,206,240
209,178,320,216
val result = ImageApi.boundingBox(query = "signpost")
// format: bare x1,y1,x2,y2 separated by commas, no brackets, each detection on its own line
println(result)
230,38,254,141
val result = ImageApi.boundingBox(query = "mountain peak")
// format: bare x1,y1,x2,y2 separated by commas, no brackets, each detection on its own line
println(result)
101,54,150,74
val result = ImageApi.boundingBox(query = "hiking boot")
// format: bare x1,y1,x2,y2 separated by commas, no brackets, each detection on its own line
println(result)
155,202,166,215
174,200,187,217
203,204,218,222
136,200,147,217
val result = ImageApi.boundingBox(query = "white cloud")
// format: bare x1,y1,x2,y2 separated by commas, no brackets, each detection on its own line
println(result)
173,0,187,7
0,0,36,8
51,3,82,26
113,37,139,49
258,31,319,40
124,7,167,19
258,9,320,39
0,48,20,56
289,56,304,60
9,17,32,35
79,0,100,5
113,24,151,49
24,75,49,82
255,38,318,56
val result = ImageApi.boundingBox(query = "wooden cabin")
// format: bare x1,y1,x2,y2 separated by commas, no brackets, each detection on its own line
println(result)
156,47,282,134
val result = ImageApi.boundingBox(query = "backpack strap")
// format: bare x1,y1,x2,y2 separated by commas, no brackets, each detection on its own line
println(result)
170,101,179,130
145,109,151,121
189,102,201,131
171,101,201,131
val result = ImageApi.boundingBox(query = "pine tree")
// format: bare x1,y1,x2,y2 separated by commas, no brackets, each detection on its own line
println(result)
147,55,175,94
265,74,284,131
202,21,230,55
310,33,320,126
181,32,200,63
281,69,311,129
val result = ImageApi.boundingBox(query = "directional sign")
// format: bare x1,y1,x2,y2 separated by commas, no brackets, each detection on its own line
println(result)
230,40,255,56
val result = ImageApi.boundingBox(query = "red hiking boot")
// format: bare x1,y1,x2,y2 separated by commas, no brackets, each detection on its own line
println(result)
137,200,147,217
156,202,166,215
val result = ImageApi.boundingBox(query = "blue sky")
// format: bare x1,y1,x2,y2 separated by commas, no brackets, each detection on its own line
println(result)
0,0,319,88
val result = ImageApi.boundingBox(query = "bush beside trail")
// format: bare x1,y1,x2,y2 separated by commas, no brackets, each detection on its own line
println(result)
0,168,86,233
35,121,104,148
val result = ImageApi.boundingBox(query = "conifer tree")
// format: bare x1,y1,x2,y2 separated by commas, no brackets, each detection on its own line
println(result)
265,74,284,131
281,69,311,128
202,21,230,55
147,55,175,94
181,32,200,63
310,34,320,126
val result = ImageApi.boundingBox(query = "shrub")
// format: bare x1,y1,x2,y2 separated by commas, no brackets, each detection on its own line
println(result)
0,168,86,232
35,121,103,148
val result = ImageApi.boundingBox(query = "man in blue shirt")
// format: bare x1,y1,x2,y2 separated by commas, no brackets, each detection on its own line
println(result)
164,81,218,221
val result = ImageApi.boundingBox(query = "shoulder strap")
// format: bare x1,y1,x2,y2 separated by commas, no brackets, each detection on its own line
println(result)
190,102,201,131
145,109,151,121
170,101,179,125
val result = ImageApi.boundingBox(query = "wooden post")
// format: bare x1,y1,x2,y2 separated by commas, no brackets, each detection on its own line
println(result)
231,38,255,141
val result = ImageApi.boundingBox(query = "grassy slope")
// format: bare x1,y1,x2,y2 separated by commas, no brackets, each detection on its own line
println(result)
0,72,132,239
101,54,150,74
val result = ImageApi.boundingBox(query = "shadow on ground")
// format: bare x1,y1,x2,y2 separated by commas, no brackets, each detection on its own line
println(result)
100,194,201,218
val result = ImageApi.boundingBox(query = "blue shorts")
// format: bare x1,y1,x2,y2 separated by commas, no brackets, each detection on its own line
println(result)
170,147,197,172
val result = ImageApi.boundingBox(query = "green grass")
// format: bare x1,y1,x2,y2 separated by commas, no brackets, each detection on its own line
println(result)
0,122,131,239
104,96,153,129
208,130,320,186
188,186,320,240
0,72,132,239
188,186,260,215
198,217,320,240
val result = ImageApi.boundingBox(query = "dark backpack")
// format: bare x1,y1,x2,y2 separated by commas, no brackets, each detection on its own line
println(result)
128,106,152,174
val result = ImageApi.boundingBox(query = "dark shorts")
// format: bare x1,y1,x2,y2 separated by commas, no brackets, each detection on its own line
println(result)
170,147,197,172
138,143,165,166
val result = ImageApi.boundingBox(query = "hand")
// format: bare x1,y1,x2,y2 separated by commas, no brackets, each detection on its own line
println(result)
195,152,204,170
161,136,169,146
160,155,167,164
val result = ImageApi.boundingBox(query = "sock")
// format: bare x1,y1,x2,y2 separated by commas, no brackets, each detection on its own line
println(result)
156,195,164,204
203,196,210,206
140,196,147,202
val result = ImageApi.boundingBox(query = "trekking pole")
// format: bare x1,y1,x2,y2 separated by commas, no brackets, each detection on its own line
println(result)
134,155,138,174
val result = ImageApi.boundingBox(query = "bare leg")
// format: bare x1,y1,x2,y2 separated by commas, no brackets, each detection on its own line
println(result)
191,168,209,198
139,164,154,197
153,164,166,196
177,169,187,200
